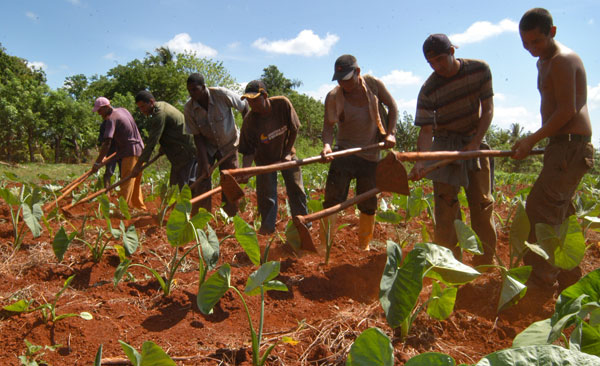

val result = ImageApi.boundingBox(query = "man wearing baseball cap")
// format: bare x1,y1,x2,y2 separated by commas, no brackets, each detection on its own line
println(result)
184,73,248,216
237,80,308,235
320,54,398,251
92,97,146,210
411,33,496,264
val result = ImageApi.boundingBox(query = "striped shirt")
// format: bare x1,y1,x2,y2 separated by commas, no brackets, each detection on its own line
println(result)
415,59,493,134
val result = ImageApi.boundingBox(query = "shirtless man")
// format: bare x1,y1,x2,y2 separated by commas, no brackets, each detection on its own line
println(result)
512,8,594,286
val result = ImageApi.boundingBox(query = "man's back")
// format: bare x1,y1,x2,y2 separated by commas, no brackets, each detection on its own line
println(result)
104,107,144,158
538,43,592,136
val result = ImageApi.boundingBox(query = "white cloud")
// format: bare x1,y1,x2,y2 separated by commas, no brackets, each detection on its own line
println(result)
589,82,600,111
228,42,241,50
253,30,339,57
493,105,540,133
164,33,217,57
302,83,336,102
27,61,46,71
103,52,117,61
379,70,421,88
494,93,506,102
449,19,518,46
26,11,39,21
395,98,418,115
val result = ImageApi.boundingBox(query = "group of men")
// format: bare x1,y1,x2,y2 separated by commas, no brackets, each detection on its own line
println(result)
91,8,592,287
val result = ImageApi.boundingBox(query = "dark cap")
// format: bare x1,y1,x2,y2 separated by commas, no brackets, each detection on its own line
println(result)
332,54,358,81
423,34,455,57
241,80,267,100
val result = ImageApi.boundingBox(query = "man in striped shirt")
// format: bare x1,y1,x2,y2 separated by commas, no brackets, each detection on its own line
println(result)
411,34,496,264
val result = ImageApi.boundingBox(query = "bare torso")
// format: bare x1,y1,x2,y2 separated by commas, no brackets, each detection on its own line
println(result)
537,43,592,135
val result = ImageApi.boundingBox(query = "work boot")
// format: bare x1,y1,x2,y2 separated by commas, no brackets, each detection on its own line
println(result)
318,214,337,254
358,213,375,251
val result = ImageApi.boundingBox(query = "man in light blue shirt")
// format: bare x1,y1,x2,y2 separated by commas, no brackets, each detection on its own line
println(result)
184,73,248,216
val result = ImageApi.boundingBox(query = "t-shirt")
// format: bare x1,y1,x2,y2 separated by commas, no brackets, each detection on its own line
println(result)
415,59,493,134
239,96,300,166
102,107,144,158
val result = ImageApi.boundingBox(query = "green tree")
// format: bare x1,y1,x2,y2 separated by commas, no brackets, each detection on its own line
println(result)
260,65,302,95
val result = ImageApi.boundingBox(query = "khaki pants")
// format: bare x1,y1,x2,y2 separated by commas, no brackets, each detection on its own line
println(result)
433,156,496,255
120,156,146,210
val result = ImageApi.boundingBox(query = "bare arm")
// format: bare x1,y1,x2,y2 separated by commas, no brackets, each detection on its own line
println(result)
376,78,399,148
93,139,112,172
321,93,337,161
410,125,434,180
464,97,493,151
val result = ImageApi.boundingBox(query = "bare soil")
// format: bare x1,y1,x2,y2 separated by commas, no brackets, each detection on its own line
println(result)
0,182,599,365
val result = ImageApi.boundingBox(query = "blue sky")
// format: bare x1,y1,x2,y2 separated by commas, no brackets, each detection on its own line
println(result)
2,0,599,146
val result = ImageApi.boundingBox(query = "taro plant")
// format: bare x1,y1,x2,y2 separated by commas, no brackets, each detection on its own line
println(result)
52,197,139,263
113,186,216,296
155,180,179,227
0,184,44,250
18,339,61,366
93,341,177,366
3,275,93,324
379,241,480,339
513,268,600,357
197,261,293,366
404,345,600,366
346,327,394,366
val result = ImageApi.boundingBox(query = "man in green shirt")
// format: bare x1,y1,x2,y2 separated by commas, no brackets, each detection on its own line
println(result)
133,91,197,190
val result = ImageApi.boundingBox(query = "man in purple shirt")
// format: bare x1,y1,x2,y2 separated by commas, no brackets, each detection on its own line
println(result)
92,97,146,210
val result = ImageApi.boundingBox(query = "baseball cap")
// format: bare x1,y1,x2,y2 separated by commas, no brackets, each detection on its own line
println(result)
241,80,267,100
332,54,358,81
92,97,110,112
422,34,456,56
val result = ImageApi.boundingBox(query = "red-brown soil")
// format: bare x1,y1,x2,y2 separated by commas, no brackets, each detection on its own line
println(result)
0,182,599,365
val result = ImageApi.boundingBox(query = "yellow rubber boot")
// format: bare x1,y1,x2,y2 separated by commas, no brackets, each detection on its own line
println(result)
358,213,375,251
318,214,337,253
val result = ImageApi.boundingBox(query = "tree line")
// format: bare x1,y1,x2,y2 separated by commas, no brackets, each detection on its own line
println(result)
1,43,596,175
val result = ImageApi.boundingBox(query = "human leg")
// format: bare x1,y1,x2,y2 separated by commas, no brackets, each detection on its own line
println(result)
120,156,147,210
217,150,239,217
256,171,277,234
465,157,496,263
354,158,377,250
281,166,308,218
433,181,461,258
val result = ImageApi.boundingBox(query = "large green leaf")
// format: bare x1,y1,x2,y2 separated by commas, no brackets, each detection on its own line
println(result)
233,216,261,266
166,201,193,247
94,344,103,366
22,202,43,238
197,264,231,315
120,221,139,256
197,224,219,271
0,187,20,205
427,281,457,320
376,211,403,224
3,299,31,313
512,318,552,347
577,321,600,356
379,243,427,329
476,345,600,365
139,341,177,366
497,272,528,312
99,194,111,220
405,352,455,366
509,201,530,259
52,226,76,262
454,220,483,255
285,221,301,251
506,266,532,285
535,216,586,270
118,196,131,220
119,340,142,366
346,327,394,366
245,261,281,295
419,243,480,285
